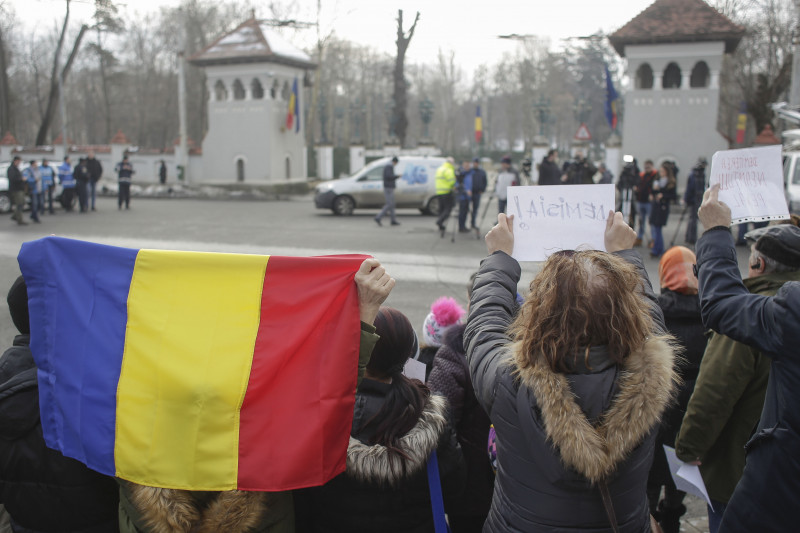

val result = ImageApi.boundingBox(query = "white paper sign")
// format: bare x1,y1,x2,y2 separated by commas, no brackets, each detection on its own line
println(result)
663,445,714,510
709,145,789,224
403,358,427,382
506,184,614,262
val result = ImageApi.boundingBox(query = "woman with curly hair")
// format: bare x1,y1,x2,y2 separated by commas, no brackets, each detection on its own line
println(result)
465,212,678,532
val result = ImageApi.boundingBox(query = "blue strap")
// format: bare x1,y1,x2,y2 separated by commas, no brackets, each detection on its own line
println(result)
426,450,449,533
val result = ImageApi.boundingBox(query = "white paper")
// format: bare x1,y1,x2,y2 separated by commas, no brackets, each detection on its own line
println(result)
709,145,789,224
506,184,614,262
403,358,427,382
663,445,714,510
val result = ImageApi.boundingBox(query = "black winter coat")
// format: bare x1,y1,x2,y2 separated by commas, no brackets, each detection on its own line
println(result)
696,228,800,533
7,164,25,192
0,335,119,532
296,379,465,533
538,159,561,186
427,324,494,520
86,158,103,182
465,251,676,533
649,183,676,227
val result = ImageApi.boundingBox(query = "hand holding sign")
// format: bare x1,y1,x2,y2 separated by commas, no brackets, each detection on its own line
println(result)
486,214,515,256
605,211,637,252
698,184,732,229
708,145,788,224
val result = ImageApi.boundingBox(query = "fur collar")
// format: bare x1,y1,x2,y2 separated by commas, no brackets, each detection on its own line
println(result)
512,336,678,484
126,483,271,533
346,394,448,486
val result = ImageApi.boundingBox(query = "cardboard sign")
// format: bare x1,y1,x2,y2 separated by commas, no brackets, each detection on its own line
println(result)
507,184,614,262
709,145,789,224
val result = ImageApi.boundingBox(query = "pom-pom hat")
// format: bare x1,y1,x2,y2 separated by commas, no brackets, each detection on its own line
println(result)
422,297,465,348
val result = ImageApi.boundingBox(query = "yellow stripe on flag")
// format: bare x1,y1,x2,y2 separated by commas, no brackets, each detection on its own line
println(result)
115,250,269,490
475,117,482,131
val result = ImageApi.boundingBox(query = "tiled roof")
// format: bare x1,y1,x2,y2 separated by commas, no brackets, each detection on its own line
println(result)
0,132,18,145
754,125,781,145
609,0,745,56
189,17,315,69
110,130,130,144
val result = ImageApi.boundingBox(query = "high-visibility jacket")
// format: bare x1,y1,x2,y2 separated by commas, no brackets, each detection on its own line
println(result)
435,162,456,195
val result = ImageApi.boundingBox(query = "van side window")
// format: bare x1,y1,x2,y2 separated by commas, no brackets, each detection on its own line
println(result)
793,160,800,185
361,167,384,181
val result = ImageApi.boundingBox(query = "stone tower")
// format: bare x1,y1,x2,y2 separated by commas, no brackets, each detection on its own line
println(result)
609,0,745,181
190,18,316,183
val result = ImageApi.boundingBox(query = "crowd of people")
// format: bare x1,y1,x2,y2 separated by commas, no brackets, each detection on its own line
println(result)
6,153,139,225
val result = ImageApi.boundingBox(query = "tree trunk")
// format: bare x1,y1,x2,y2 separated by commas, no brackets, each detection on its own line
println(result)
0,25,12,135
35,0,71,146
392,10,419,147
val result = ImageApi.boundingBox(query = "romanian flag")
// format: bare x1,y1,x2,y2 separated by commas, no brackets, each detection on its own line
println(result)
286,78,299,133
604,64,619,131
475,106,483,143
736,102,747,144
18,237,366,491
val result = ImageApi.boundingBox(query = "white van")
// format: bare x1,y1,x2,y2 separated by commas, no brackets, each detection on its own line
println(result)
314,156,446,216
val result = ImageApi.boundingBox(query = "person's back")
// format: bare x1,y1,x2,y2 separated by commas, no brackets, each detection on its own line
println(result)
0,276,120,533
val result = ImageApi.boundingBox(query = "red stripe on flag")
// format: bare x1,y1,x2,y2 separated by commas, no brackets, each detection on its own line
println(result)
237,255,366,491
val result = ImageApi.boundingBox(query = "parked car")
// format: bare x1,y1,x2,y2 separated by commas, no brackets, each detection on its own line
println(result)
314,156,446,216
0,159,75,213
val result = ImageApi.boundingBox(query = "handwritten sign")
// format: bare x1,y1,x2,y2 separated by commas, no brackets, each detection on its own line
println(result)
709,145,789,224
507,184,614,262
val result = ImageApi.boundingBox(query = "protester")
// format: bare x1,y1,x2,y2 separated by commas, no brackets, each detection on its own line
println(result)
427,279,494,532
465,211,677,532
74,158,91,213
58,156,75,211
537,149,561,186
0,276,121,532
692,186,800,533
40,159,55,215
7,156,26,226
617,158,640,229
375,156,401,227
158,160,167,185
595,162,613,184
646,246,707,533
469,158,487,230
119,258,395,533
295,305,465,532
416,297,466,381
115,155,134,210
649,161,678,257
683,158,707,244
456,160,473,233
633,159,658,246
434,157,457,236
494,156,518,214
86,152,103,211
22,160,42,223
562,151,596,185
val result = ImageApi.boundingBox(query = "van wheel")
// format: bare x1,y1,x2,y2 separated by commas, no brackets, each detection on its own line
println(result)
424,197,441,217
0,192,10,214
332,195,355,216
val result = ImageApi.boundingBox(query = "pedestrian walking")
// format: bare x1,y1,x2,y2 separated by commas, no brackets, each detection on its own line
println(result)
86,151,103,211
649,161,678,257
494,156,518,214
40,159,55,214
692,187,800,533
469,158,487,230
435,157,457,235
374,156,401,226
58,156,75,211
633,159,658,246
22,160,41,223
456,161,473,232
159,160,167,185
74,158,91,213
7,156,27,226
115,155,134,210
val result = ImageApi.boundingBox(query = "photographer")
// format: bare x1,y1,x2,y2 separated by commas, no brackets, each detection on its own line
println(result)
617,157,640,229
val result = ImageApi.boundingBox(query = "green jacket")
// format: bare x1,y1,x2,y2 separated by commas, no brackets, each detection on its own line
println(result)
674,271,800,503
117,323,380,533
435,162,456,195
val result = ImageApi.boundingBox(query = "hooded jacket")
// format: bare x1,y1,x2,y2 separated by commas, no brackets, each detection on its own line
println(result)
296,382,465,533
465,250,676,533
0,335,119,532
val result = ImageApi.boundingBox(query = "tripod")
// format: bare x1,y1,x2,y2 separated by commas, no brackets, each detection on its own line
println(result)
669,206,689,248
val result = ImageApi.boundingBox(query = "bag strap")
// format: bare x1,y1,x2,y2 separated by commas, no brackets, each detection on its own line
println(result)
426,450,449,533
598,479,621,533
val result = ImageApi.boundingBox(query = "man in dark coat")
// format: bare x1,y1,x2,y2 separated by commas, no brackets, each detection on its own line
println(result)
7,157,27,225
74,158,91,213
469,158,487,230
86,151,103,211
537,149,562,186
374,156,401,226
0,276,120,532
694,186,800,533
115,155,134,210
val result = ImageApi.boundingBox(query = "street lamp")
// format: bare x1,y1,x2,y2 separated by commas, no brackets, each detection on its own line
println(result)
418,98,434,140
349,100,365,143
318,97,329,144
533,96,550,137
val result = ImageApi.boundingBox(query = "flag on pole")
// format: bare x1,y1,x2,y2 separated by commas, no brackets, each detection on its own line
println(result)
286,78,299,132
18,236,366,491
475,106,483,143
604,64,619,131
736,102,747,144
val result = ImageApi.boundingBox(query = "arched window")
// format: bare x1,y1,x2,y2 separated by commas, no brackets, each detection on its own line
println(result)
281,81,290,101
690,61,710,88
635,63,654,89
663,63,682,89
232,79,246,100
251,78,264,99
270,80,279,99
285,156,291,180
214,80,228,101
236,159,245,182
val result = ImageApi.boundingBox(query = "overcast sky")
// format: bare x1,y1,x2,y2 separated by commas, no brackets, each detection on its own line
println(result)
9,0,655,74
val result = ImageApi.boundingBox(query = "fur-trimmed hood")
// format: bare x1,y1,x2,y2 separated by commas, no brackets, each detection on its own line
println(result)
346,394,448,487
512,336,678,484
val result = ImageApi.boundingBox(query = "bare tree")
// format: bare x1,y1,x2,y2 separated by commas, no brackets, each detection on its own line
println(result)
391,9,419,147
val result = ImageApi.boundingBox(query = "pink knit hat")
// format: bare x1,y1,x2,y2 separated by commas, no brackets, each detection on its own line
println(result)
422,296,465,347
